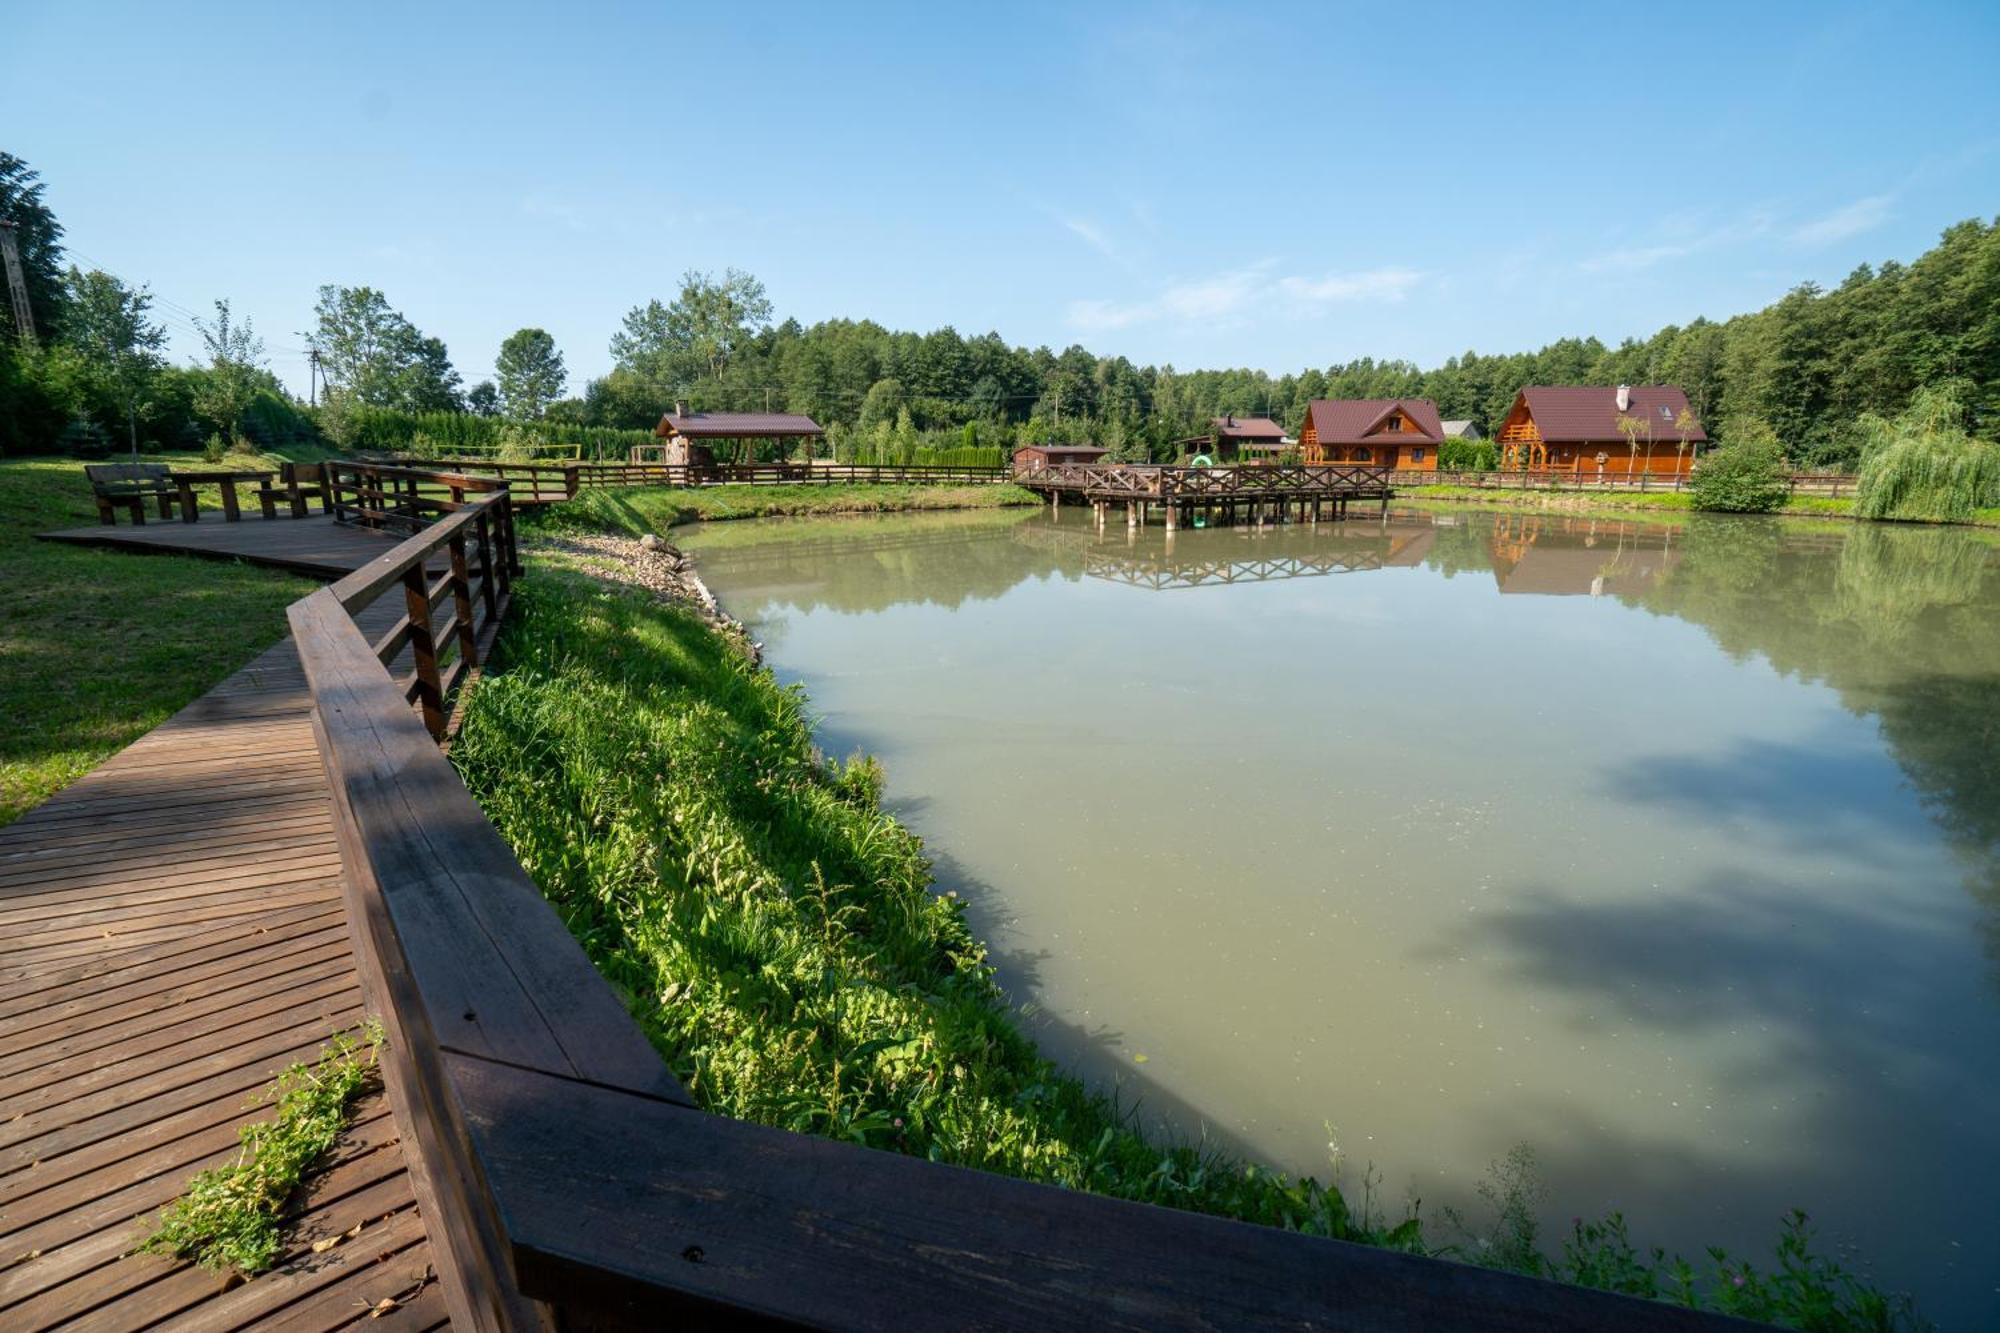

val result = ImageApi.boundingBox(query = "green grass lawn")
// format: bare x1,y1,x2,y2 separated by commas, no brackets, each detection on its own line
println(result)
0,456,316,825
538,481,1039,535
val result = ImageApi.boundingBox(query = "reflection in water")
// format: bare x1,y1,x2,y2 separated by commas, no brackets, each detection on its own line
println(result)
680,507,2000,1325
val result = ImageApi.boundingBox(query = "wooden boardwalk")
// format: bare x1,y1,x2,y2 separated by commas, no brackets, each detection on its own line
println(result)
1,521,451,1330
36,514,416,580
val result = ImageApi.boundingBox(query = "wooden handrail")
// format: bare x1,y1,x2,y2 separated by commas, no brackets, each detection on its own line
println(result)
289,480,1768,1332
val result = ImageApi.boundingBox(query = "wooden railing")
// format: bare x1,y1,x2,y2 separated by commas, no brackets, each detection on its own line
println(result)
290,483,1764,1331
368,457,1012,496
1016,462,1394,498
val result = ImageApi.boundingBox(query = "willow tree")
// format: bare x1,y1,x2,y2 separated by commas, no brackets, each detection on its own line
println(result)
1853,381,2000,522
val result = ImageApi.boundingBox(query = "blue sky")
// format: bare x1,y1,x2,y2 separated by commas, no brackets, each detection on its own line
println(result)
8,1,1999,398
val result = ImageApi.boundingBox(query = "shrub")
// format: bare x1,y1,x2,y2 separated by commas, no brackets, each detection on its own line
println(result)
1853,381,2000,523
1691,425,1790,513
1439,437,1497,471
202,431,227,463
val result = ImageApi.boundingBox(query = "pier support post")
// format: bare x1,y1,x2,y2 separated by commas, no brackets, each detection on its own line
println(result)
1165,500,1179,532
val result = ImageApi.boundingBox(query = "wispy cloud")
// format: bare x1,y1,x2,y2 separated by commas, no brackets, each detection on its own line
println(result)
1790,194,1892,246
1578,194,1894,274
1579,210,1776,274
1278,267,1424,304
1060,215,1120,261
1068,262,1423,331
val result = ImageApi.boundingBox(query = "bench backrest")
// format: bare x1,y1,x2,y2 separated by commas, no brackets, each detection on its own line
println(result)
85,463,174,492
282,462,327,485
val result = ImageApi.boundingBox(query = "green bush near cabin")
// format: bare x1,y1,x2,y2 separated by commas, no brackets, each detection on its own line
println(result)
450,536,1924,1329
1690,427,1792,513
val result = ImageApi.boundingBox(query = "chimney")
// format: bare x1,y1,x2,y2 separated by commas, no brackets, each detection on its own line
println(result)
674,399,689,419
1615,385,1631,412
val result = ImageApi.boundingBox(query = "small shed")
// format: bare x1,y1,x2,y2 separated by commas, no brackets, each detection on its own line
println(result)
1441,420,1482,440
1013,444,1110,472
654,402,825,464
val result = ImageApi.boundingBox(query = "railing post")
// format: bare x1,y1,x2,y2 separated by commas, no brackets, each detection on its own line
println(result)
403,565,447,740
448,527,479,673
473,510,500,621
564,463,580,499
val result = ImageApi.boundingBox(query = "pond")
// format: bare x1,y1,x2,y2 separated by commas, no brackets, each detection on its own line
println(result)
678,504,2000,1326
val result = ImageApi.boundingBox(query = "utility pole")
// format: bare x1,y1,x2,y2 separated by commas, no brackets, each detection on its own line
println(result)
0,221,35,343
307,348,322,406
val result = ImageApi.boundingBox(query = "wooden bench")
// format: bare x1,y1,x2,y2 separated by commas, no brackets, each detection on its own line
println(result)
257,462,333,518
84,463,177,525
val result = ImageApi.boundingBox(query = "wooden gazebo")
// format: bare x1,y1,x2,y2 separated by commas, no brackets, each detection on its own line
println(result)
636,403,826,466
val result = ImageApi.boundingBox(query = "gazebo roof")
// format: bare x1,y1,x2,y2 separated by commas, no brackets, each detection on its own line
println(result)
656,410,825,439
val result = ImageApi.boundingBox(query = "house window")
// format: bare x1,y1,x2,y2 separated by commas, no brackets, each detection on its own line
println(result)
1412,447,1425,463
1356,447,1371,462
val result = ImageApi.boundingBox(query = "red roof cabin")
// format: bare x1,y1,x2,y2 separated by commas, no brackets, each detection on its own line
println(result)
1207,414,1289,461
1299,399,1445,470
1497,385,1708,475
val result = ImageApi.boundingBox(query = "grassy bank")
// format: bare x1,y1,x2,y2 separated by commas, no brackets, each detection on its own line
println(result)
450,533,1920,1329
1404,482,2000,527
0,458,314,825
537,481,1038,535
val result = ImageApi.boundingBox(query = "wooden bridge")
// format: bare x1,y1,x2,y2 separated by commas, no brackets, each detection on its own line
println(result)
1014,461,1394,528
9,462,1764,1331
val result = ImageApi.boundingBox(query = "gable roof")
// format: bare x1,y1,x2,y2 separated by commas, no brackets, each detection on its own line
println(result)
1304,398,1445,446
1209,415,1288,441
1440,419,1479,438
657,410,824,439
1516,386,1707,443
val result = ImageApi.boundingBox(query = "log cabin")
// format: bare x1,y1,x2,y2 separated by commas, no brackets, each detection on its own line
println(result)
1298,398,1445,470
1013,443,1110,471
1211,414,1290,461
1496,385,1707,475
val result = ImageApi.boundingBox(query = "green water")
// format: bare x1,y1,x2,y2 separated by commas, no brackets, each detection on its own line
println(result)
679,505,2000,1325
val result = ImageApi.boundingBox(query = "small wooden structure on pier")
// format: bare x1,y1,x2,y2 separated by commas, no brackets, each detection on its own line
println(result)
1013,460,1394,530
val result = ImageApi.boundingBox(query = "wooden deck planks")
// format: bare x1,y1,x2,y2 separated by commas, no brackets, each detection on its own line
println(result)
33,513,413,580
0,526,452,1331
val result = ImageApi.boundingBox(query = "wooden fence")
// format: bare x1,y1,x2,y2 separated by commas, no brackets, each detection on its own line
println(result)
368,457,1013,496
1385,468,1859,497
292,465,1765,1331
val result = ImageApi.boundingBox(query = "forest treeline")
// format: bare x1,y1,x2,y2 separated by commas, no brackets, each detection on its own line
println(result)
3,147,1995,468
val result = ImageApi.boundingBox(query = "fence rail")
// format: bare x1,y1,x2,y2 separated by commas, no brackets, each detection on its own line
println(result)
365,456,1013,495
293,467,1763,1331
1384,468,1858,497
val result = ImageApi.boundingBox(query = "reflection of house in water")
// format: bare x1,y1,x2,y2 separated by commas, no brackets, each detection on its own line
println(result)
1486,513,1680,596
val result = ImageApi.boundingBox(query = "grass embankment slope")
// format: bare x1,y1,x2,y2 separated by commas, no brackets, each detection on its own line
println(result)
542,480,1038,534
1406,482,2000,526
451,514,1920,1330
0,457,315,825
